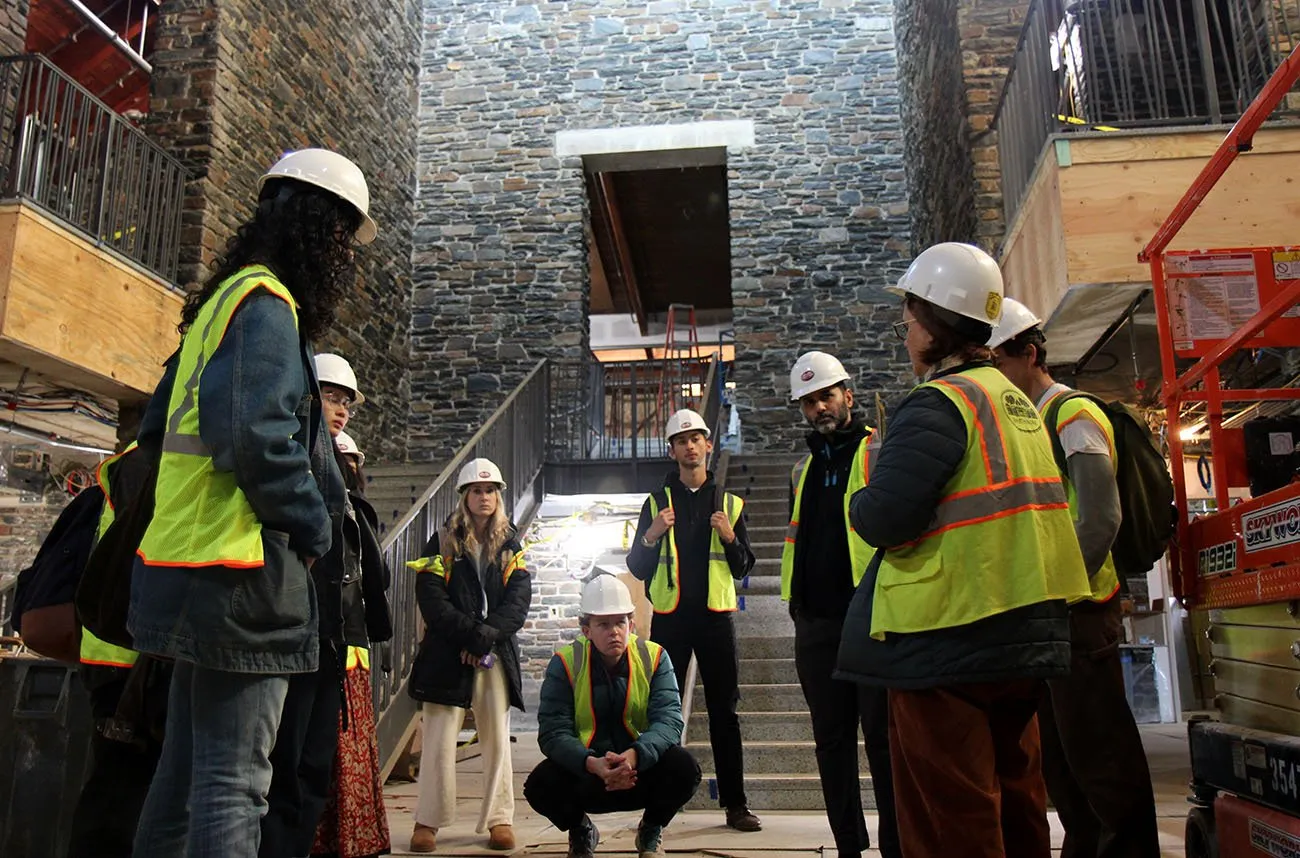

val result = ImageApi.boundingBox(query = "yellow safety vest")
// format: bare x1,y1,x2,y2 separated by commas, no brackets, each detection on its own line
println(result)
79,446,140,668
1046,392,1121,605
557,633,662,748
406,546,528,588
869,367,1090,639
346,646,370,671
137,266,298,569
780,432,877,601
645,488,744,614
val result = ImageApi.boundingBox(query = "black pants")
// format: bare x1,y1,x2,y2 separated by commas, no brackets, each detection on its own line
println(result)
523,745,702,830
795,612,901,858
1039,598,1160,858
67,674,166,858
650,611,746,808
260,652,342,858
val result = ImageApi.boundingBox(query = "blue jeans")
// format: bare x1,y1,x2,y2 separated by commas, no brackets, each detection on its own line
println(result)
133,661,290,858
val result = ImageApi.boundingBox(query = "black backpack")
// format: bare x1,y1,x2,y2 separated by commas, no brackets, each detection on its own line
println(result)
12,484,107,633
75,443,159,650
1043,392,1177,580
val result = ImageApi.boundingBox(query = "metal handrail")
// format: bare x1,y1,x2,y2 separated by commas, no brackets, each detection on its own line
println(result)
991,0,1300,230
0,54,188,282
374,360,550,771
549,355,715,462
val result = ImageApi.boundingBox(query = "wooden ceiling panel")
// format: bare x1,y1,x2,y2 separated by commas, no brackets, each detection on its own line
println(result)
587,163,733,328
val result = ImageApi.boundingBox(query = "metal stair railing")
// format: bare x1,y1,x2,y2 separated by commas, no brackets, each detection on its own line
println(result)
374,359,550,774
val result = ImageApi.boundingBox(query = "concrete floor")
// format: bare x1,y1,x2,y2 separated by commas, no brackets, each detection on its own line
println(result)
381,724,1191,856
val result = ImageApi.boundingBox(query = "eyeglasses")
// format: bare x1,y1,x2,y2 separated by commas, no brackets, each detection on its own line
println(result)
893,320,913,341
321,390,355,413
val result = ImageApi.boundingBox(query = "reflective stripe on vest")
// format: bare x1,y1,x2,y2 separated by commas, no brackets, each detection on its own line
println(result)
870,367,1090,639
1046,391,1121,604
80,444,140,668
646,489,744,614
136,267,298,569
558,633,661,748
780,432,877,601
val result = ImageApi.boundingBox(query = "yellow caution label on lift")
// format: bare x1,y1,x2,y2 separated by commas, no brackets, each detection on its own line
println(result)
1273,250,1300,281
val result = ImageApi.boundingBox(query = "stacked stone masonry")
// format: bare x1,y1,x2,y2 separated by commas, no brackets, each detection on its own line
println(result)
958,0,1029,251
144,0,421,463
894,0,978,249
414,0,915,458
0,0,27,57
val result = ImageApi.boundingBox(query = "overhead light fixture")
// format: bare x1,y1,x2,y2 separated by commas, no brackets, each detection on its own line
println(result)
1179,421,1206,442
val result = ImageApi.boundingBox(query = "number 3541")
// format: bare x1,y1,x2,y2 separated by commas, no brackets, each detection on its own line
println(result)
1271,758,1299,799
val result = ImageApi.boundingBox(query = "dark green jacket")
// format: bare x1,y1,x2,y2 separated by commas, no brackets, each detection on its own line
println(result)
537,641,683,777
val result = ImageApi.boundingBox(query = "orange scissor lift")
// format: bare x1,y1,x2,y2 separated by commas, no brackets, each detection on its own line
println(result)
1139,44,1300,858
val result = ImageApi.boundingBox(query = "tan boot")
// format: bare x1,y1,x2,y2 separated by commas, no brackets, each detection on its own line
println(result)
410,824,438,853
488,824,516,850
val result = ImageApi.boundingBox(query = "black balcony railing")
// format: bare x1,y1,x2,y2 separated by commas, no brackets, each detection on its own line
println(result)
548,355,717,462
0,55,187,283
993,0,1300,228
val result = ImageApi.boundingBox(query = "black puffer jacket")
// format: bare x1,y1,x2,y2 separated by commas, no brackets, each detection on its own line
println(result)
409,525,532,710
835,361,1071,689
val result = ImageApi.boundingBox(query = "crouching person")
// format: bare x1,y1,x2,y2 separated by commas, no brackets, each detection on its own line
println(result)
524,575,701,858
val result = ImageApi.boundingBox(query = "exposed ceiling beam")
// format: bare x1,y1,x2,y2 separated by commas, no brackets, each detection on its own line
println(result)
593,172,649,335
59,0,152,74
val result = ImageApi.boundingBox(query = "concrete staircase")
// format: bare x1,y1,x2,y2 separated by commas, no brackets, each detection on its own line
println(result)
684,453,875,812
363,462,444,539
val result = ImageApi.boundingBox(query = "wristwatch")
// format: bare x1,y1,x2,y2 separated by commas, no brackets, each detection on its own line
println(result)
641,534,659,548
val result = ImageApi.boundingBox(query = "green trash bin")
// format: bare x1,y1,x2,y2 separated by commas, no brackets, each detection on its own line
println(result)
0,656,94,858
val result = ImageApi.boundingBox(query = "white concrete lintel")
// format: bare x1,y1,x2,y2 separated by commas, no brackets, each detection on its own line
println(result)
556,119,756,159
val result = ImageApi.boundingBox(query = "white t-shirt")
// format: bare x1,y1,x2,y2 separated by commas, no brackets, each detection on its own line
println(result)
1037,383,1112,460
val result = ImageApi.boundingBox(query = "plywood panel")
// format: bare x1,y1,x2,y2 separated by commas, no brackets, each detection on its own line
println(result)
1066,127,1300,165
999,156,1069,318
0,204,182,397
1059,145,1300,285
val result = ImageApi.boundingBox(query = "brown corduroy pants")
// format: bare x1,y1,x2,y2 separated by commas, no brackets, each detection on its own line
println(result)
888,681,1052,858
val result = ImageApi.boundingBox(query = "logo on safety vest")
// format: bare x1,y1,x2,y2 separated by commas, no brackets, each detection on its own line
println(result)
801,370,815,382
478,470,491,478
986,292,1003,321
1001,390,1043,433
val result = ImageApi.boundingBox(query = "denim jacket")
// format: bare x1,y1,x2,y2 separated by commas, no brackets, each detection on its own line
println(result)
128,289,345,674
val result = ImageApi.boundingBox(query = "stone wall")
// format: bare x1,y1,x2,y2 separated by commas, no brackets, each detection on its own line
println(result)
895,0,977,250
958,0,1029,250
145,0,420,463
414,0,915,459
0,496,66,591
0,0,28,57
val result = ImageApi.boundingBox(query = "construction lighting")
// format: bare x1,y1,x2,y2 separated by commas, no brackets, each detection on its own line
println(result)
1179,421,1207,442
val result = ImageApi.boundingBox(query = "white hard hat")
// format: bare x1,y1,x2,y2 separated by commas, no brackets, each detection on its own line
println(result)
987,298,1043,349
314,353,365,405
790,351,851,401
334,430,365,467
456,457,506,492
888,242,1004,325
258,148,378,245
665,409,709,441
580,574,635,617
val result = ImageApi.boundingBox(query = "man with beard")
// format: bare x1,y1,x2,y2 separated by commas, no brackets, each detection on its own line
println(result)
783,351,899,858
626,409,760,833
127,148,375,858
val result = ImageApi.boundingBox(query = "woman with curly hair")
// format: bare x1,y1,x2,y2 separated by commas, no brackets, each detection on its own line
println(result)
128,148,376,858
406,458,533,853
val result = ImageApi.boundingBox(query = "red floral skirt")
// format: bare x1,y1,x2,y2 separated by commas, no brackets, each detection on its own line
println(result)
312,664,391,858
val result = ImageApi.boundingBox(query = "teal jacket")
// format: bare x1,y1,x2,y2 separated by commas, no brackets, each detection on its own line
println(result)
537,642,684,777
